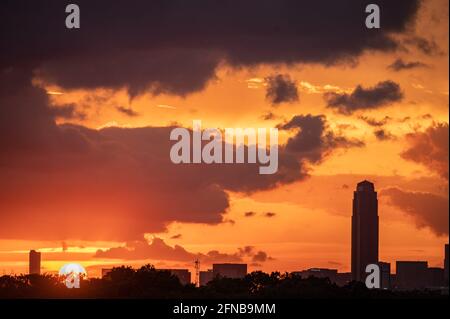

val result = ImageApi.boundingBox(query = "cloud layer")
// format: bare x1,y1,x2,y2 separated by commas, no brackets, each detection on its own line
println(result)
95,237,271,264
1,0,420,97
0,69,365,241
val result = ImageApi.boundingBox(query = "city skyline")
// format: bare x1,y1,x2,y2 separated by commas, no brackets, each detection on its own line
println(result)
0,0,448,282
15,180,450,291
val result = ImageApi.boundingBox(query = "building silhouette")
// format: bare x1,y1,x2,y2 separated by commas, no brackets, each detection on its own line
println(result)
427,267,444,288
101,268,113,278
293,268,338,282
395,261,428,290
160,269,191,285
29,250,41,275
445,244,449,286
351,180,379,282
377,262,391,289
199,269,214,286
212,263,247,279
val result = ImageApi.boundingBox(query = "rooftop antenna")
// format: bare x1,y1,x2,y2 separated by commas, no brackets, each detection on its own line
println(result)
194,258,200,287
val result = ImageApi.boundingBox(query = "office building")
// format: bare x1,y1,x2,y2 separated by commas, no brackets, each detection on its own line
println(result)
334,272,352,287
294,268,338,283
445,244,449,286
427,267,444,288
396,261,428,290
199,269,214,286
351,180,379,282
212,263,247,279
161,269,191,285
377,262,391,289
29,250,41,275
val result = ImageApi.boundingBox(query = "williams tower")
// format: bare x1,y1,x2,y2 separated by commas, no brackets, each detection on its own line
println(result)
351,180,379,281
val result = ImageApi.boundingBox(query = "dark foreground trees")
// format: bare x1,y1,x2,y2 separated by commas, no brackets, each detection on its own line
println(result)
0,265,445,298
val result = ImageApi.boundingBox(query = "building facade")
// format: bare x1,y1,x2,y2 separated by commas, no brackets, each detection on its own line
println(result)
29,250,41,275
212,263,247,279
351,180,379,282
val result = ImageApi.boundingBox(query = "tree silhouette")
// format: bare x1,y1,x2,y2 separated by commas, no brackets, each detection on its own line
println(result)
0,265,445,299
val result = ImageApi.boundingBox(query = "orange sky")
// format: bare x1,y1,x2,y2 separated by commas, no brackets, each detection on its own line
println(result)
0,0,448,279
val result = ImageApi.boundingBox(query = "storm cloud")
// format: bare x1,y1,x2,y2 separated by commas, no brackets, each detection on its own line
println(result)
0,69,363,241
1,0,421,97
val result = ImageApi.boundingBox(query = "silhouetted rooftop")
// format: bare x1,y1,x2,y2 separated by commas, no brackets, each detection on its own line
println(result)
356,180,375,192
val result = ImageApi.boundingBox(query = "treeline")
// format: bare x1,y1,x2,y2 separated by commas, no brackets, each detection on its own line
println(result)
0,264,444,298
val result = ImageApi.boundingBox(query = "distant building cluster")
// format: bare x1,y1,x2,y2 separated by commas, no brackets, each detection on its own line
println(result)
199,263,248,286
27,181,449,292
99,264,247,287
295,181,449,291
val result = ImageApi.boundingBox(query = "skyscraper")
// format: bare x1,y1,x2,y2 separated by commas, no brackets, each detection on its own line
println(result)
351,180,379,282
29,250,41,275
444,244,449,286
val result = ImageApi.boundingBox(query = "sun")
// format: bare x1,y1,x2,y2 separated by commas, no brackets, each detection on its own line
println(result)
58,263,87,277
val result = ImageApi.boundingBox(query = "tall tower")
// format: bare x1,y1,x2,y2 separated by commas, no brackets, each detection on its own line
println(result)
444,244,449,286
29,250,41,275
194,259,200,287
351,180,379,282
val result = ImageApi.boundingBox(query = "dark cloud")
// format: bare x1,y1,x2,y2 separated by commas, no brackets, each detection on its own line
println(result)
37,49,220,99
116,106,139,117
1,0,421,97
252,251,269,262
324,81,403,114
374,129,396,141
404,36,441,55
170,234,182,240
49,104,87,120
381,187,449,237
265,74,298,105
0,67,376,242
95,238,271,264
401,123,449,179
279,114,365,163
359,115,392,127
261,112,280,121
0,70,328,241
388,58,428,71
238,246,255,257
224,219,236,225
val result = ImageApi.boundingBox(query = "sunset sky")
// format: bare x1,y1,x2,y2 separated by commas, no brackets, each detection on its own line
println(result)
0,0,448,279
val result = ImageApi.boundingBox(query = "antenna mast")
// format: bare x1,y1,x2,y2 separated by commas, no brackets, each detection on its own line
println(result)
194,258,200,287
